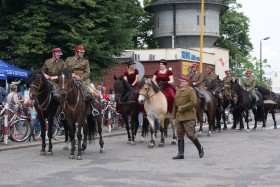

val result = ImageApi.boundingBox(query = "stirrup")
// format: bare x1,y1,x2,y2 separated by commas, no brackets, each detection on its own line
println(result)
92,109,99,116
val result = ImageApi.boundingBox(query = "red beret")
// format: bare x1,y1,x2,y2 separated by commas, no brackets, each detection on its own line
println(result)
179,75,190,82
192,63,199,68
207,66,214,71
74,44,85,52
246,69,252,74
52,48,63,55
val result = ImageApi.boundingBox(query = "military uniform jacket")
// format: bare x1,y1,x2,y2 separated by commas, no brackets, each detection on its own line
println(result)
243,75,256,92
172,86,197,122
190,71,204,89
197,72,218,88
42,58,65,83
186,72,194,79
65,56,91,85
223,76,234,89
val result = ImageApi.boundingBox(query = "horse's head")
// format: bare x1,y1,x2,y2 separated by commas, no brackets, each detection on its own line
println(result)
28,70,44,99
138,79,159,104
207,79,223,94
58,68,72,100
113,75,125,103
230,79,240,104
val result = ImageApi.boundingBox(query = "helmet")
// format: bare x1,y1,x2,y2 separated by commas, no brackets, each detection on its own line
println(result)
74,44,85,53
52,48,63,55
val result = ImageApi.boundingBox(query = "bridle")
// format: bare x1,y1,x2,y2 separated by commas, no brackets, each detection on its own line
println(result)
30,73,52,111
59,73,80,112
114,79,136,105
139,81,158,100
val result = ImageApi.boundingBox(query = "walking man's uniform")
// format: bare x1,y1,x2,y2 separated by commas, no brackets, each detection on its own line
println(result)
172,75,204,159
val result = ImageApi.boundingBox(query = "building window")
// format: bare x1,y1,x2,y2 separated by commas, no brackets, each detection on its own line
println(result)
197,15,206,25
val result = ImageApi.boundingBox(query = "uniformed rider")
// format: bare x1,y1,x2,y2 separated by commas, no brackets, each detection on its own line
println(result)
190,63,207,111
242,69,258,108
223,70,234,110
42,48,65,99
64,44,99,115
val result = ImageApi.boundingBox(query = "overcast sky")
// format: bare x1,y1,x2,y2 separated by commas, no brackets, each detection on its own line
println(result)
237,0,280,74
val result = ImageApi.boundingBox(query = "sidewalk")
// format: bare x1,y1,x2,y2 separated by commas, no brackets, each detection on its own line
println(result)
0,126,127,152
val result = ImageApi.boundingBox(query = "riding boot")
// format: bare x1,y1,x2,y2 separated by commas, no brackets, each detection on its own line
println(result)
200,96,207,111
90,98,99,116
193,138,204,158
173,139,184,159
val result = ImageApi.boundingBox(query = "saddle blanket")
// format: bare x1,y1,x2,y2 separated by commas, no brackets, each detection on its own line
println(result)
264,100,278,105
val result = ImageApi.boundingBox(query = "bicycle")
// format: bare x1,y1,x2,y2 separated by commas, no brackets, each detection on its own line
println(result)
0,104,31,142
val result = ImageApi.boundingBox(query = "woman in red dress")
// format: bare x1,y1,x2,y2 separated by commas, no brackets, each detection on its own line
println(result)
123,60,139,90
152,59,175,113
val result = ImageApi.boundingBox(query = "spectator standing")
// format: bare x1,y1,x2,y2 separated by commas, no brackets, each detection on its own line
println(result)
0,81,7,105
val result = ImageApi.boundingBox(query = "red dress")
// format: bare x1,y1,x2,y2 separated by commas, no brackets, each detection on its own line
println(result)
154,70,175,113
123,69,145,112
124,69,139,90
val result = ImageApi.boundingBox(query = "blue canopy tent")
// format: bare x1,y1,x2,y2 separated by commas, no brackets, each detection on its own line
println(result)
0,59,31,79
0,70,7,80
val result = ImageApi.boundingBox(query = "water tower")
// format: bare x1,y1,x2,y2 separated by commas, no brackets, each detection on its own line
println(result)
145,0,227,48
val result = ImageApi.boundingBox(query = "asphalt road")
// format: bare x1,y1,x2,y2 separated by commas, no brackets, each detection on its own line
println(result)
0,117,280,187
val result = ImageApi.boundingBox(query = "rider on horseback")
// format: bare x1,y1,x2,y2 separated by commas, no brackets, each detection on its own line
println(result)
223,70,234,110
64,44,99,115
243,69,258,108
42,48,65,99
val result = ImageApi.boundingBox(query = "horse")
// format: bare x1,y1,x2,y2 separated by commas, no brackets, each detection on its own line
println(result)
191,85,217,136
230,80,265,130
28,70,63,156
138,78,177,148
255,85,279,129
113,75,139,145
57,68,103,160
207,79,231,131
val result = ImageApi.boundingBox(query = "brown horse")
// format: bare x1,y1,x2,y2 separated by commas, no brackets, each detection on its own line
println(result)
138,78,177,148
57,68,102,160
192,87,217,136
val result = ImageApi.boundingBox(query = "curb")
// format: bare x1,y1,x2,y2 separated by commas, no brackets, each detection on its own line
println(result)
0,128,128,152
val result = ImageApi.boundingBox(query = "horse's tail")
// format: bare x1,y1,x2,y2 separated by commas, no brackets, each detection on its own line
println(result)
142,113,149,137
87,115,97,144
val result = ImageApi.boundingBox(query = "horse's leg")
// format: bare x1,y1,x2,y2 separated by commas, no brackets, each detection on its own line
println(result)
46,115,54,156
197,108,204,136
38,116,46,156
68,120,76,159
170,117,177,145
96,114,105,153
82,118,88,152
130,111,136,145
147,116,155,148
133,110,139,137
239,110,245,130
164,118,168,138
222,110,227,130
231,108,237,129
76,120,83,160
63,120,69,150
252,108,257,130
140,115,148,143
272,109,277,129
122,112,131,144
158,114,165,147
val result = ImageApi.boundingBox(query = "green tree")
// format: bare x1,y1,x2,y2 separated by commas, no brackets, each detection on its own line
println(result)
215,0,253,72
0,0,142,79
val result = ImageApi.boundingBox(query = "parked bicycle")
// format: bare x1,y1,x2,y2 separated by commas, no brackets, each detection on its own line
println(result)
0,104,31,142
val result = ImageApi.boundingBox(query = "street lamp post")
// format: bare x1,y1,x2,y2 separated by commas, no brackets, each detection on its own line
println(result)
260,37,270,82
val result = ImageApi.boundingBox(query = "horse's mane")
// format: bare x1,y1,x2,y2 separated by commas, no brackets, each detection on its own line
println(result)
59,68,72,79
207,78,223,90
27,69,51,90
115,76,134,92
255,85,274,95
138,78,160,93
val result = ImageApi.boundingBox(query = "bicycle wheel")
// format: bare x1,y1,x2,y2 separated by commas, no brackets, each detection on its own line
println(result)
10,119,31,142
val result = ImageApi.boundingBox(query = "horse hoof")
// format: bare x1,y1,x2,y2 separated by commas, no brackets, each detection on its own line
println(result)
148,144,154,148
274,126,277,129
76,156,82,160
46,152,53,156
231,126,236,129
139,138,144,143
62,146,69,150
171,141,177,145
127,140,131,144
130,141,136,146
207,132,212,136
69,155,75,159
197,132,202,137
40,151,46,156
100,148,105,153
158,143,164,147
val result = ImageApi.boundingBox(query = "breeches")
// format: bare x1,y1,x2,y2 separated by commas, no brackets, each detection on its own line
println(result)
176,120,196,141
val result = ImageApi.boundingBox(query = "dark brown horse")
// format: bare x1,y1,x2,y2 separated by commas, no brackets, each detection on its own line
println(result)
28,70,61,156
230,80,265,130
114,75,139,145
57,69,102,160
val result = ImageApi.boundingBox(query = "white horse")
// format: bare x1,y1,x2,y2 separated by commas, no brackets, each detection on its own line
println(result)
138,78,177,148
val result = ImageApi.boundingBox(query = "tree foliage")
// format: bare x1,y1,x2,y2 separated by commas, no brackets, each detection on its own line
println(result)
0,0,143,79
